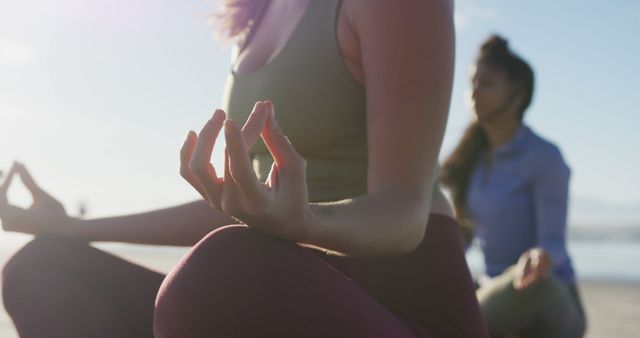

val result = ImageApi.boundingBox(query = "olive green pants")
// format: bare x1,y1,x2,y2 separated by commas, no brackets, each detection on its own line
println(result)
477,266,586,338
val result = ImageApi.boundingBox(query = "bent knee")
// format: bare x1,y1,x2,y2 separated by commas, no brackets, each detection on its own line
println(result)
154,226,309,337
2,235,87,309
3,235,77,278
3,241,46,314
3,236,55,283
187,225,295,264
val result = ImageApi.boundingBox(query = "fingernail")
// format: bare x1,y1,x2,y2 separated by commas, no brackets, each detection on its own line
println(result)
183,131,194,144
212,109,226,121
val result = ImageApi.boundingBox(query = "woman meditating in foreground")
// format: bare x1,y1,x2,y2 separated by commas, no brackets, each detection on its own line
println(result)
441,35,586,338
1,0,488,337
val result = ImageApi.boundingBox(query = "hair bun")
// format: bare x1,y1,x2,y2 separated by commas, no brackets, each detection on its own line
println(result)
481,34,509,56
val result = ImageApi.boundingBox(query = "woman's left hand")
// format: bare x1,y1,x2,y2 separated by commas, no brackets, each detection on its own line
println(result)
0,162,71,235
180,101,311,242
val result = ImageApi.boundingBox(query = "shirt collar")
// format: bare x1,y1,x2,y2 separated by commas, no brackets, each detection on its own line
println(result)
493,125,531,158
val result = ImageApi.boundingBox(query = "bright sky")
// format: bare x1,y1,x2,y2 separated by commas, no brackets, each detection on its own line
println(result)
1,0,639,226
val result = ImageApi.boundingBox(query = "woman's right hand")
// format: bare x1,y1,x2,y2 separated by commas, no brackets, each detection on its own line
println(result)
180,101,312,242
0,162,72,235
512,247,552,290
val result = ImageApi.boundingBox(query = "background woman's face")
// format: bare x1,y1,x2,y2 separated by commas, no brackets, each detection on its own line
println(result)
468,62,514,123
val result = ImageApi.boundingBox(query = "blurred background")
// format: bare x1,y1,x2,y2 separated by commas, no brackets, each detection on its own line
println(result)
1,0,639,337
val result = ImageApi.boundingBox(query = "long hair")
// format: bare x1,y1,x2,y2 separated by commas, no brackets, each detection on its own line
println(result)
440,123,488,240
214,0,271,41
440,35,534,240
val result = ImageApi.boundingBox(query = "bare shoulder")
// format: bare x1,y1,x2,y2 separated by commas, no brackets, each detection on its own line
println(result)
339,0,455,88
343,0,454,27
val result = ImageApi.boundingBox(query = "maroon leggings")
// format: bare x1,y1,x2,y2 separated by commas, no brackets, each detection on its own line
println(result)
2,215,488,338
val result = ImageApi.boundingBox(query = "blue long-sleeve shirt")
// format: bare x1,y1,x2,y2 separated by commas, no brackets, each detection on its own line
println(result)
467,126,576,283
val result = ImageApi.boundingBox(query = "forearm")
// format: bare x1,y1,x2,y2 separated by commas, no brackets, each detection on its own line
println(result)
61,200,235,246
305,189,431,257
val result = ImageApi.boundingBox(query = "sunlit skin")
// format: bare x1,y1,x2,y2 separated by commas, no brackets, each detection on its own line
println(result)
181,101,312,242
469,61,552,290
0,0,455,257
513,248,552,290
183,0,456,256
233,0,454,217
0,162,69,235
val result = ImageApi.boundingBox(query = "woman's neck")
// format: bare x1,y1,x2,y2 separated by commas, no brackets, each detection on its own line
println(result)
483,117,522,154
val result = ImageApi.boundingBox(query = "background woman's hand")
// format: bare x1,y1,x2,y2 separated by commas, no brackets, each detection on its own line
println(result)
0,162,71,235
513,247,552,290
180,101,311,242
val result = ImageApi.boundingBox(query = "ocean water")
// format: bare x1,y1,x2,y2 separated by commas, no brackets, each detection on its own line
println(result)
465,239,640,282
1,232,639,283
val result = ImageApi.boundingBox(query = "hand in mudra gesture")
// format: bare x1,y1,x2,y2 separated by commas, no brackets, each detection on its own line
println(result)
513,247,552,290
180,101,311,242
0,162,70,235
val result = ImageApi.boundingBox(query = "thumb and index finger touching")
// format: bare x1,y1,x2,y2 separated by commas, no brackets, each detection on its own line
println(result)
260,101,305,176
1,162,46,206
15,163,42,198
0,163,18,204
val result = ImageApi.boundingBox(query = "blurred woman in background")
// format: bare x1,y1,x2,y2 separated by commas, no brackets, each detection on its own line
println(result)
441,35,586,338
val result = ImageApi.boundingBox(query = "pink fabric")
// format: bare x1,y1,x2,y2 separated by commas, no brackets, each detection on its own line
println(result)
154,225,421,338
2,235,164,338
154,215,488,338
3,215,488,338
317,214,489,338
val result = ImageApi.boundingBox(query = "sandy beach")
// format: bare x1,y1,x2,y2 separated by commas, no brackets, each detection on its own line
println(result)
0,238,638,338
